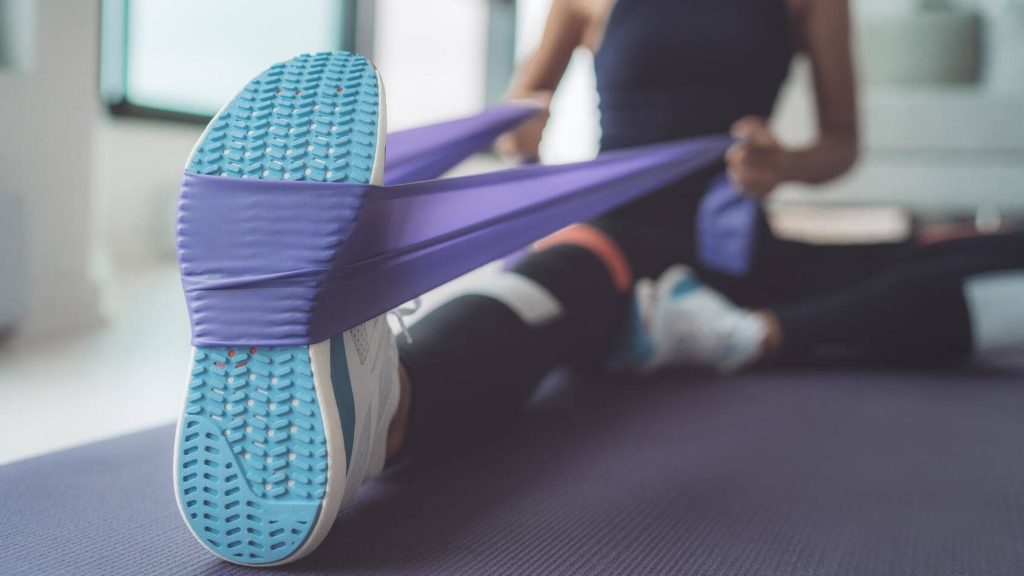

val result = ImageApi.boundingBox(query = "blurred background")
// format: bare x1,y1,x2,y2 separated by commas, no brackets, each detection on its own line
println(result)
0,0,1022,463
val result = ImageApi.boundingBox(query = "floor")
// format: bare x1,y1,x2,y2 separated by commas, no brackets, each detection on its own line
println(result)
0,265,191,464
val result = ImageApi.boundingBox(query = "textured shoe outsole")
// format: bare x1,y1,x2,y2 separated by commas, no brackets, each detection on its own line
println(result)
186,51,380,182
175,51,383,566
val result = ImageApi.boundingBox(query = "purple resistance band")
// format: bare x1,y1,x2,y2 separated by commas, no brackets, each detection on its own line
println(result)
384,103,542,185
179,133,732,346
383,106,759,278
696,173,758,277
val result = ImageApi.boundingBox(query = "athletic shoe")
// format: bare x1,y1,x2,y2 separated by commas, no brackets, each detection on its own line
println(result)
173,51,400,566
609,265,766,374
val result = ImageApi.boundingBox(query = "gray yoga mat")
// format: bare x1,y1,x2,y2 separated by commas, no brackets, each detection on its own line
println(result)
4,368,1024,575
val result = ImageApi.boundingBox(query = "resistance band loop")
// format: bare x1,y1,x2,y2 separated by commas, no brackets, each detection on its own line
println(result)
180,136,730,346
178,106,731,346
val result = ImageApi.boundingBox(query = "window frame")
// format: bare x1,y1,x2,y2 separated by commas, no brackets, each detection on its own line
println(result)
99,0,364,124
485,0,517,104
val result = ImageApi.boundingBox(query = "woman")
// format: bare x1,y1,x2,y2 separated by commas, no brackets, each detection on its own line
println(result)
390,0,1024,450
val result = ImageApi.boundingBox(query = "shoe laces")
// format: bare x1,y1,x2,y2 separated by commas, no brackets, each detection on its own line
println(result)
388,298,422,344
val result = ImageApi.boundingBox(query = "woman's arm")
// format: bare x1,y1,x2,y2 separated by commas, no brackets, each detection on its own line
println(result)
495,0,588,160
727,0,859,198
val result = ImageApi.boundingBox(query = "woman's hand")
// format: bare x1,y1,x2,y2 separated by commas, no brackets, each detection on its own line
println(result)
495,92,553,162
725,116,790,200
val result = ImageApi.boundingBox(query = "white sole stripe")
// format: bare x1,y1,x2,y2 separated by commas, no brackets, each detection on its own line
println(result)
964,270,1024,361
457,272,565,327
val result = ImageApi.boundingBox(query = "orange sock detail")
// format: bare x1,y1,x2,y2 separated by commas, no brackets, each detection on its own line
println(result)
534,224,633,292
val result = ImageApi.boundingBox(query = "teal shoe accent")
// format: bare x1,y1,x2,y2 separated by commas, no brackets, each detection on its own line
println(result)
607,295,655,371
330,336,356,466
669,277,701,298
176,51,380,565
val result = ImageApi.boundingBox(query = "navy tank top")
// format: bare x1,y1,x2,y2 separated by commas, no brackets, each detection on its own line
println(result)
595,0,794,151
592,0,796,276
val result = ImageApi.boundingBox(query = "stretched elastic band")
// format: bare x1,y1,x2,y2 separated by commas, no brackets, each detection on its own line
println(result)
385,103,542,185
534,224,633,292
179,135,732,346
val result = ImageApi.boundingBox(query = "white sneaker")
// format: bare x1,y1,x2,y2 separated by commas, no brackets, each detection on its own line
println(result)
611,265,766,374
174,51,401,566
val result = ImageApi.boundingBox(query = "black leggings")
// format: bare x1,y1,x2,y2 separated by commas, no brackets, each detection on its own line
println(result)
771,234,1024,367
398,173,1024,449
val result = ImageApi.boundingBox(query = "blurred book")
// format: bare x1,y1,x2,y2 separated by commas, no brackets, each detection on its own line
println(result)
768,204,911,245
916,207,1023,245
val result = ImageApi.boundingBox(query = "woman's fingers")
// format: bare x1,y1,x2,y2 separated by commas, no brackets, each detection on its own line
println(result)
727,164,776,199
495,92,553,161
727,141,779,168
731,116,779,147
726,144,782,199
495,110,549,160
727,116,786,198
731,115,762,140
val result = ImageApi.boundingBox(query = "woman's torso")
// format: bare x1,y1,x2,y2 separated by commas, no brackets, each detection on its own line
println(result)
592,0,796,151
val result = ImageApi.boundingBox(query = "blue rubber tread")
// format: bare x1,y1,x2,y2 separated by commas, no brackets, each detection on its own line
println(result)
187,51,379,183
177,51,380,564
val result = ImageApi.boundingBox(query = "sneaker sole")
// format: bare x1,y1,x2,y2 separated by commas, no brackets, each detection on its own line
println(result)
173,51,386,566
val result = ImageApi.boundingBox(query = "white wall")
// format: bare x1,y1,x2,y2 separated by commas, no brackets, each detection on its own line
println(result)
0,0,102,339
773,0,1024,214
858,0,1024,90
374,0,488,130
95,119,202,265
516,0,599,163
